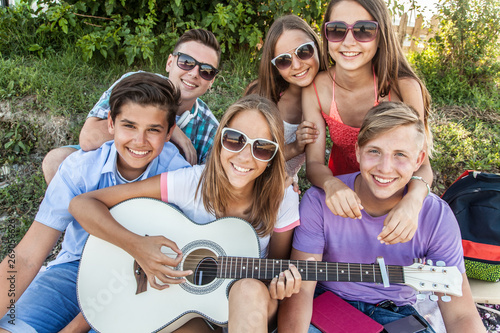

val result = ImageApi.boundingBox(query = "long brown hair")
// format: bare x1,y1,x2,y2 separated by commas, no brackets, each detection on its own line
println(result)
322,0,432,148
246,15,327,104
198,94,286,236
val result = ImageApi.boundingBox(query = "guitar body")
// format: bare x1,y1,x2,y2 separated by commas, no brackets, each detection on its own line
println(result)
78,198,463,332
77,198,260,333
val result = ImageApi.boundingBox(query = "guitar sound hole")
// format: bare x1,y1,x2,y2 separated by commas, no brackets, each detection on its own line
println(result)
193,257,217,286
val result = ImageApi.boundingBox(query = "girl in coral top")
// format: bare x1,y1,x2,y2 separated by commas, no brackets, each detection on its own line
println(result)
303,0,433,244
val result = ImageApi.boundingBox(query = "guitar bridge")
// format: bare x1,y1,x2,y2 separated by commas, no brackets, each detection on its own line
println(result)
134,260,148,294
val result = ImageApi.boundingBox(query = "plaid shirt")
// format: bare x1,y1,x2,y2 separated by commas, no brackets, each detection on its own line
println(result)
87,71,218,164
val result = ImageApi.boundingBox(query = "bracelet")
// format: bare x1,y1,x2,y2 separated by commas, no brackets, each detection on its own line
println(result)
410,176,430,196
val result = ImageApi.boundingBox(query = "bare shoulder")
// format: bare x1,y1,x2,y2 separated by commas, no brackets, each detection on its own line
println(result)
396,77,424,115
397,77,422,98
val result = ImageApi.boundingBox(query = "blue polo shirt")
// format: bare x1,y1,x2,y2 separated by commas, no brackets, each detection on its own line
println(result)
35,140,190,267
88,71,218,164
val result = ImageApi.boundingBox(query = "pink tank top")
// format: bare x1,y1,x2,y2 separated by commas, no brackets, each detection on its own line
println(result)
313,69,390,176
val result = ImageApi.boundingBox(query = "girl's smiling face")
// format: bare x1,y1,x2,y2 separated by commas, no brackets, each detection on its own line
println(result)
273,29,320,88
328,1,379,72
220,109,274,194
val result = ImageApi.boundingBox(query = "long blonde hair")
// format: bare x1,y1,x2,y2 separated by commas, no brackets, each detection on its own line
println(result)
198,94,286,237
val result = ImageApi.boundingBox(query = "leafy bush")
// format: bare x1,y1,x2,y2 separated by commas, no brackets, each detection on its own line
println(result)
2,0,326,65
431,111,500,194
409,0,500,110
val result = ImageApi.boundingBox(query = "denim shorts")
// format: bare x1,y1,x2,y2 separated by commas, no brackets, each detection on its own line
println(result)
308,289,436,333
0,261,81,333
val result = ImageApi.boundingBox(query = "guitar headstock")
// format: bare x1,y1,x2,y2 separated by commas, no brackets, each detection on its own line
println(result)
403,263,463,298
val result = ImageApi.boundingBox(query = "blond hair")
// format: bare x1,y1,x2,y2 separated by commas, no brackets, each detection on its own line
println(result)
198,94,286,236
358,102,425,151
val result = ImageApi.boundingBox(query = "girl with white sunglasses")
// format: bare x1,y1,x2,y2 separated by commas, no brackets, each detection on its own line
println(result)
246,15,328,185
303,0,434,245
70,94,301,332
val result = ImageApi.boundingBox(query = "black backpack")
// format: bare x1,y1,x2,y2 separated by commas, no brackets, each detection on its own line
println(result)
441,170,500,281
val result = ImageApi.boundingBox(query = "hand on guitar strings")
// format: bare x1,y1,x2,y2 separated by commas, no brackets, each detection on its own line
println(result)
268,264,302,300
130,235,193,290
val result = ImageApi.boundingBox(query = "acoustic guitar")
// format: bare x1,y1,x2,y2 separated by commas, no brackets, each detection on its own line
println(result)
77,198,462,333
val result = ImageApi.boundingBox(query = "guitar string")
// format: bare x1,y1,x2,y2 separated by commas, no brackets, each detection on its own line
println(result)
149,254,444,281
158,253,442,272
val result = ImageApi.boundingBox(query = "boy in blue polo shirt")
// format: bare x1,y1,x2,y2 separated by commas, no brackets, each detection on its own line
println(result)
0,72,190,333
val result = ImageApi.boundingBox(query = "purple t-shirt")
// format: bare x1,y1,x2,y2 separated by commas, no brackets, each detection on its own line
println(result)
294,172,465,306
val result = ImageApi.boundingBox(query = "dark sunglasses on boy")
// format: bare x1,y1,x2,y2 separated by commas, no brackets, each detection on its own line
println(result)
324,20,379,43
271,41,316,70
172,52,219,81
221,128,279,162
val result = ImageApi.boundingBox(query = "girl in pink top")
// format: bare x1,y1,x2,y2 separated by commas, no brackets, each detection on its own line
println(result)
303,0,433,244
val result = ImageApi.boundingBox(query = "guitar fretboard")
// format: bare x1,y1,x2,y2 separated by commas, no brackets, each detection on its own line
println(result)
217,257,405,283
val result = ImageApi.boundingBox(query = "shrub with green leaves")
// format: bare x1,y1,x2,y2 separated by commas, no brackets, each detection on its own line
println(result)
3,0,326,65
431,111,500,193
409,0,500,110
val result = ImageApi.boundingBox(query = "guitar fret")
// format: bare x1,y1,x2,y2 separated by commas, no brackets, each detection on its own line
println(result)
218,258,405,285
317,262,327,281
246,257,249,278
235,257,240,279
221,256,224,278
229,257,233,279
338,263,349,281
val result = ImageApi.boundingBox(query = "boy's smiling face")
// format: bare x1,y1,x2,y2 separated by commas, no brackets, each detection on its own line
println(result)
355,125,425,215
108,102,172,180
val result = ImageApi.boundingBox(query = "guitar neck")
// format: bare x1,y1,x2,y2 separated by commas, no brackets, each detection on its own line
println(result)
217,257,405,283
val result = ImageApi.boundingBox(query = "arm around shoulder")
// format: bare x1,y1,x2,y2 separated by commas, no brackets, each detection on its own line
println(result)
79,117,113,151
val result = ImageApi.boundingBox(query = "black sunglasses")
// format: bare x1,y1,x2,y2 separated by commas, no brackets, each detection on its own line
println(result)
172,52,219,81
271,41,316,70
324,20,379,43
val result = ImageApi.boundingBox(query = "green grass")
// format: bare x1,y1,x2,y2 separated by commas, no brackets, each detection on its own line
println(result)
0,45,499,258
0,46,259,256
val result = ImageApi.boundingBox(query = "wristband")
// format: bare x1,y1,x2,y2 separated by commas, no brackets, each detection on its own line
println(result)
410,176,430,196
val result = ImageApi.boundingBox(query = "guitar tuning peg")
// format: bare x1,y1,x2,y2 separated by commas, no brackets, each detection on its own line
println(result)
427,259,433,266
441,294,451,302
416,293,426,302
429,293,439,302
436,261,446,267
